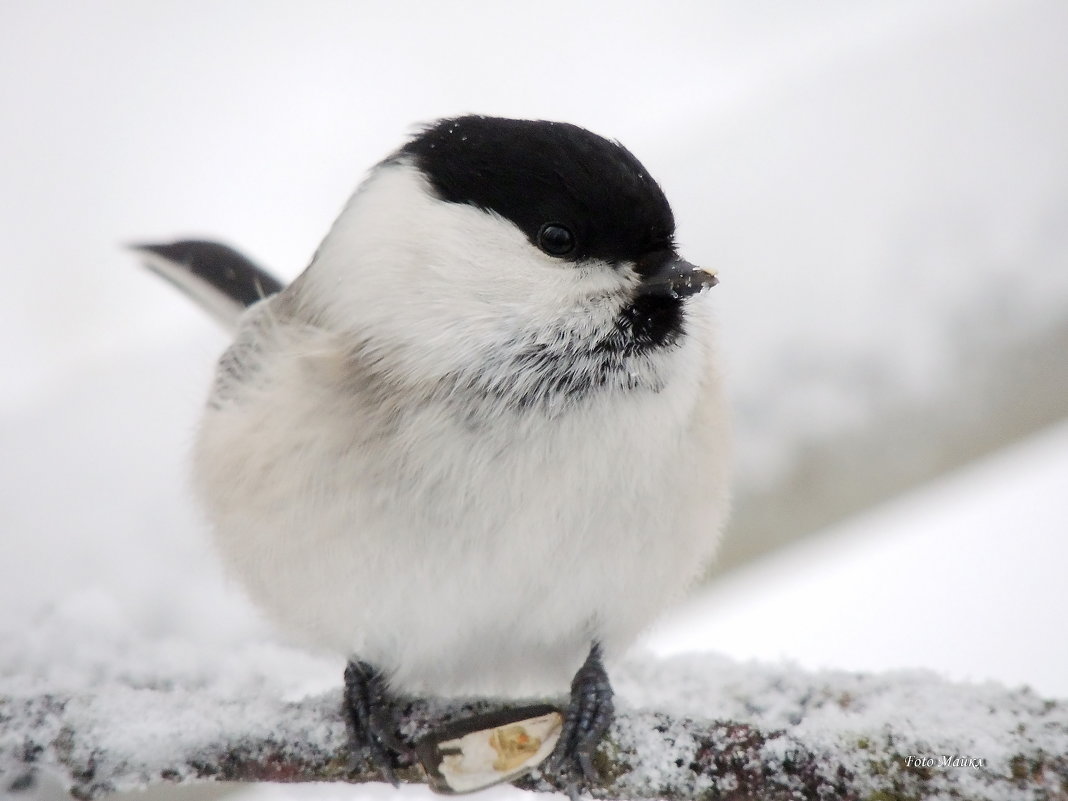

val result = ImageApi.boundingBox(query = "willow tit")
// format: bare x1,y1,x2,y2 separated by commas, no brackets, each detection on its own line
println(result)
136,116,729,790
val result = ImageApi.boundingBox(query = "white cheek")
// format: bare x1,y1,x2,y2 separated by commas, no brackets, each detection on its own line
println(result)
301,162,630,372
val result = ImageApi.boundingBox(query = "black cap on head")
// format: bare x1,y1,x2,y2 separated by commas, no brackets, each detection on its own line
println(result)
399,116,676,266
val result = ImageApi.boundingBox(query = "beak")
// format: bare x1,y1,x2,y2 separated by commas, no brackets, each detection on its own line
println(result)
636,253,718,298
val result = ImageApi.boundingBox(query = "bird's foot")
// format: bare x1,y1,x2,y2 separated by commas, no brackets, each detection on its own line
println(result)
546,643,614,798
343,660,410,785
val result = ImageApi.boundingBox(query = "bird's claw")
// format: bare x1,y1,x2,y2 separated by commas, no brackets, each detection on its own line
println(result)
343,660,409,786
546,643,614,796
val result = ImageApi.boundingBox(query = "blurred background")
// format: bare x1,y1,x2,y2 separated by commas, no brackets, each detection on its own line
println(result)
2,1,1067,799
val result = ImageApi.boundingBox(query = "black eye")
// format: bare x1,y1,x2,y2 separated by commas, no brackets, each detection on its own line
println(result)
537,223,576,257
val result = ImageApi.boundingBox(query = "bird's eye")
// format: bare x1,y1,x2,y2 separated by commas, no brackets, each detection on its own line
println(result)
537,223,576,257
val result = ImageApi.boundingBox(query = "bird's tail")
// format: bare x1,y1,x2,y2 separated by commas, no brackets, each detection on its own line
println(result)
131,240,285,332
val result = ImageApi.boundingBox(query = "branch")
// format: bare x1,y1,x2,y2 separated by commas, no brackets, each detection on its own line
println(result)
2,656,1066,800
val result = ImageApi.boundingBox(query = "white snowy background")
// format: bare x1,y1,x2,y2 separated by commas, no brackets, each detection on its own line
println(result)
2,1,1067,799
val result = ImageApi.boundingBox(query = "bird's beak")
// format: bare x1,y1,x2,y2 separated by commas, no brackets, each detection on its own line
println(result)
636,253,718,299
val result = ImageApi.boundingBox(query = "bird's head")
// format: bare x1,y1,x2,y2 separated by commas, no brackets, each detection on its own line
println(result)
295,116,717,410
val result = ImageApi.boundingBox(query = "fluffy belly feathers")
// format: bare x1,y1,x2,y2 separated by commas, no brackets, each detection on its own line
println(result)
195,341,728,697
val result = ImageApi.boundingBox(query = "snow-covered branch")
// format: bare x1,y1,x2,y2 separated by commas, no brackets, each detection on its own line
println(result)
3,655,1066,800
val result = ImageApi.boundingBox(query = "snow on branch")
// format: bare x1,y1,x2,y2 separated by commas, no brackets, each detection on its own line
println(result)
3,654,1067,800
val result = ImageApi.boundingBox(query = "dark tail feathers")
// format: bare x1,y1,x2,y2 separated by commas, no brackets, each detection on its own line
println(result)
131,240,285,331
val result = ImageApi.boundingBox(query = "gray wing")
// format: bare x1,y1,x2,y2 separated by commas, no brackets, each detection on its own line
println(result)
208,298,283,408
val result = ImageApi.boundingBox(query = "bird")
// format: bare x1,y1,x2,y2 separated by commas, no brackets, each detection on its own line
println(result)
135,115,730,793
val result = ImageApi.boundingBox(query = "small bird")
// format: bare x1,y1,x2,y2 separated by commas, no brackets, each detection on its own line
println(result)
136,116,730,792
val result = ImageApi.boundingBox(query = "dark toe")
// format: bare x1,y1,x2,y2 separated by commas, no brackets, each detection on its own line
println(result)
549,643,615,790
343,660,407,785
